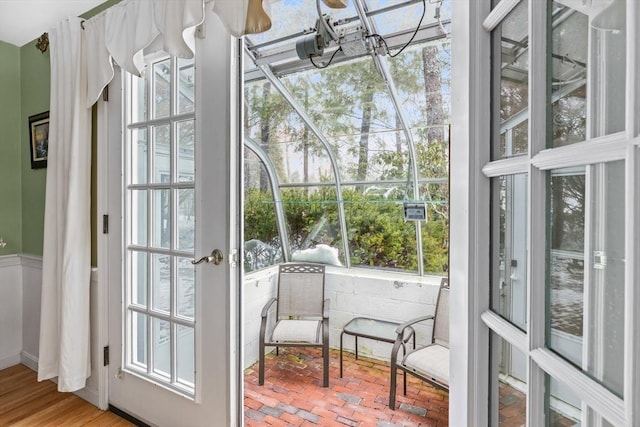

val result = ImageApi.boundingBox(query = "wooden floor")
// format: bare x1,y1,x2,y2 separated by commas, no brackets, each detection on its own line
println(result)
0,364,134,426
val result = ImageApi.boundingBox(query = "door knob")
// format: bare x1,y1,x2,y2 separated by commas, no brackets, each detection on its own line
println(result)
192,249,224,265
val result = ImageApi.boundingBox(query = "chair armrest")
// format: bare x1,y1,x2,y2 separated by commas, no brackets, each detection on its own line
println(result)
394,315,434,335
391,315,435,364
323,298,330,319
261,297,277,318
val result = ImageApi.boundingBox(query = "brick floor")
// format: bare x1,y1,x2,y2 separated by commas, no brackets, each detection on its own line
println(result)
244,347,449,426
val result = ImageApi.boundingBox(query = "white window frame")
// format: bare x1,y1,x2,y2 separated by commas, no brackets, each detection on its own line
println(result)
451,0,640,425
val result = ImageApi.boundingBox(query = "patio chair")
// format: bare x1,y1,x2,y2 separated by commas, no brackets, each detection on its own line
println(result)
259,263,330,387
389,278,449,409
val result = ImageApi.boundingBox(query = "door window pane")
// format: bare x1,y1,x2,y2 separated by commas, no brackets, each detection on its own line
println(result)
153,59,171,119
492,0,529,159
545,375,616,427
152,189,171,249
177,189,195,252
490,332,527,426
131,312,147,368
177,257,195,319
177,120,195,182
177,58,195,114
130,251,148,307
491,174,528,330
547,162,625,396
152,124,171,184
153,318,171,378
130,190,148,246
130,128,148,184
177,325,195,386
549,1,626,147
152,254,171,313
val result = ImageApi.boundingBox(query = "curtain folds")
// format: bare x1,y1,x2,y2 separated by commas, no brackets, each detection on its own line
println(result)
38,16,92,392
86,0,205,106
40,0,260,393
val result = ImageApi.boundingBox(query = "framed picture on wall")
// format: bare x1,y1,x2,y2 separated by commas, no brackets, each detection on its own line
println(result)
28,111,49,169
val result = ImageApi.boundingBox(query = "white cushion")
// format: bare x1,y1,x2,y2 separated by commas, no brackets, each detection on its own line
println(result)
271,319,322,343
402,344,449,387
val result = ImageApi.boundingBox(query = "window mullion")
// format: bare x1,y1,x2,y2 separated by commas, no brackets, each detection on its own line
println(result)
526,0,547,426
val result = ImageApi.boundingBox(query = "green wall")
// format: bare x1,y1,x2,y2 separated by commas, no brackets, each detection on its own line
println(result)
20,41,50,256
0,42,23,256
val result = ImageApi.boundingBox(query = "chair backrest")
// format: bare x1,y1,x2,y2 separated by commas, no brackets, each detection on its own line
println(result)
277,263,326,319
433,278,450,347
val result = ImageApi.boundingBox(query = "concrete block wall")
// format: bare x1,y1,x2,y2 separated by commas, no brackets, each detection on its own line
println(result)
243,264,445,368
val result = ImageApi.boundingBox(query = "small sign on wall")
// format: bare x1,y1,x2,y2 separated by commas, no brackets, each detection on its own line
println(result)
403,202,427,221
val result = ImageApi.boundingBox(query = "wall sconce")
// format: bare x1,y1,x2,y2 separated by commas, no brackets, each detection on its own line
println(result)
322,0,348,8
245,0,272,34
36,32,49,53
0,238,6,248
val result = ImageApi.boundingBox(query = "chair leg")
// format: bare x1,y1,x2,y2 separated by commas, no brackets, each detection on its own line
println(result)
389,363,398,410
259,344,265,386
322,343,329,387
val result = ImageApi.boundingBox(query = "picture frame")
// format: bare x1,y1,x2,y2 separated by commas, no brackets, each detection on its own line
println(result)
29,111,50,169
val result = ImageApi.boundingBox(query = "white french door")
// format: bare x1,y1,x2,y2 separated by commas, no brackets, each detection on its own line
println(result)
105,12,242,427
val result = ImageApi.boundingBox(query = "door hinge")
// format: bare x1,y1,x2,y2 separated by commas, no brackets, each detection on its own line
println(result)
103,345,110,366
103,215,109,234
102,85,109,101
594,250,607,270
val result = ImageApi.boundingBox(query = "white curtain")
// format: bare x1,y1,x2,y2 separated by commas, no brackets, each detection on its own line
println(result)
39,0,207,393
38,16,92,392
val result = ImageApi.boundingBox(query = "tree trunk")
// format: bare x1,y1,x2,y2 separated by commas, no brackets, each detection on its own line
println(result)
423,46,444,144
357,84,374,184
259,82,272,192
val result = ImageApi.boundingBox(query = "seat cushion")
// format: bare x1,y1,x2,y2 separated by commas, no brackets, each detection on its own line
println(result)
271,319,322,343
402,344,449,387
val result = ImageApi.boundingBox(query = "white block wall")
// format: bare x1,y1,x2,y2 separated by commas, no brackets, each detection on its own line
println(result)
243,264,444,368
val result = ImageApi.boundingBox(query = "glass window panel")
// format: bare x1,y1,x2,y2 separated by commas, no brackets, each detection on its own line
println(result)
282,187,343,265
176,257,195,319
177,189,195,252
343,185,415,271
152,317,171,378
153,59,171,119
152,254,171,313
152,189,171,249
493,0,528,159
386,42,451,131
177,325,195,386
545,375,617,427
547,162,624,396
130,128,148,184
281,59,397,139
549,4,588,147
130,251,148,307
130,190,147,246
243,149,283,272
548,168,586,366
177,120,195,182
131,311,147,367
152,124,171,184
370,0,449,38
177,58,195,114
414,128,449,180
548,1,625,145
131,73,147,123
420,182,449,275
490,332,527,426
491,174,527,330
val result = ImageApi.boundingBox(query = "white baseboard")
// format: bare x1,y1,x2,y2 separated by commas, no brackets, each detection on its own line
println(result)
20,351,39,371
0,353,21,370
75,386,101,408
